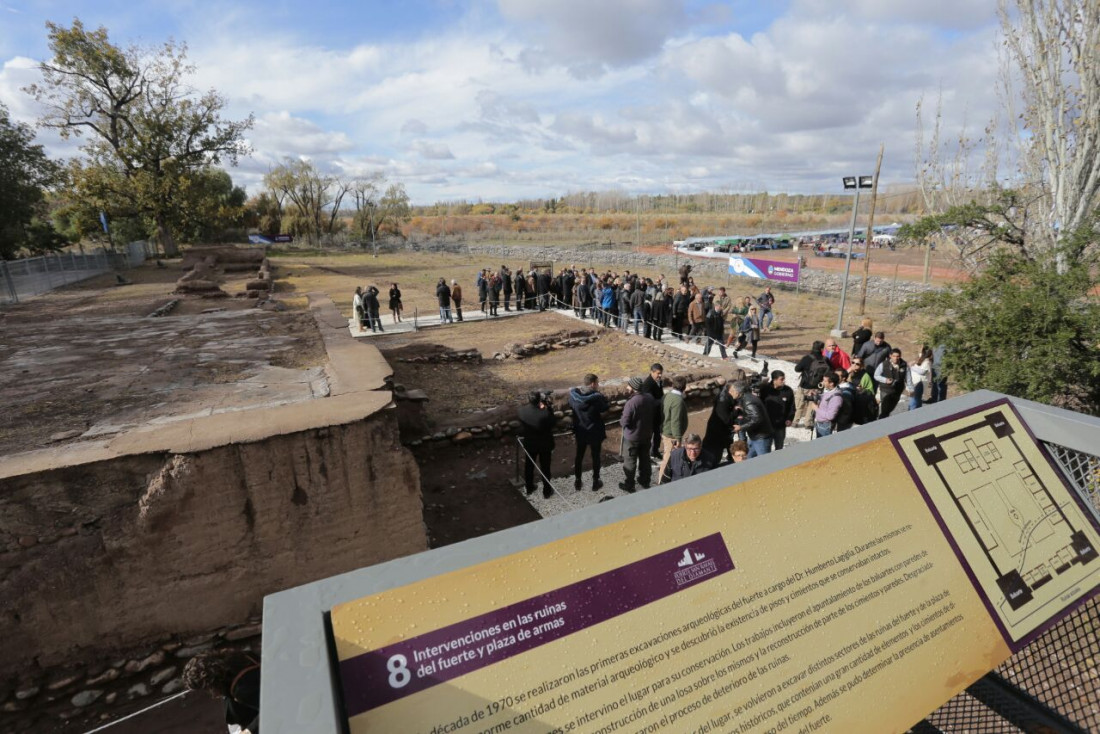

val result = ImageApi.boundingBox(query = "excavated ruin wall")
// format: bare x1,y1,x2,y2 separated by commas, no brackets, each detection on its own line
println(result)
0,407,425,677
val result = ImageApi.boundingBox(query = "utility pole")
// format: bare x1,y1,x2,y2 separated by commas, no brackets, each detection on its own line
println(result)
858,144,884,315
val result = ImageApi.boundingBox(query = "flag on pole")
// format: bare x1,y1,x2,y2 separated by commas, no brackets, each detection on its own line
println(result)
99,212,109,234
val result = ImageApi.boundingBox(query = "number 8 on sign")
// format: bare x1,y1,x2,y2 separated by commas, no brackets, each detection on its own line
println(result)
387,654,410,688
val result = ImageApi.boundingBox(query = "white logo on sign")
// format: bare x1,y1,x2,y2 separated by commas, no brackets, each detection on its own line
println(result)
676,548,707,567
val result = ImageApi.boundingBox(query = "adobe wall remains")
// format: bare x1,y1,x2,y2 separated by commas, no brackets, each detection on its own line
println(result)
0,293,426,728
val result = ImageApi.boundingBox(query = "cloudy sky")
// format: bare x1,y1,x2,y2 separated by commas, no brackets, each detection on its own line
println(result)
0,0,1003,203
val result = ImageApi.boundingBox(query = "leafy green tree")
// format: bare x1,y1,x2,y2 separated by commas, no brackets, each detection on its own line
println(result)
263,159,349,245
374,183,411,238
26,20,252,256
899,248,1100,414
0,102,61,258
245,192,283,238
173,167,247,242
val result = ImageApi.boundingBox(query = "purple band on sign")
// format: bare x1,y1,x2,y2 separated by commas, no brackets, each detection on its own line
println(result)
728,256,800,283
337,533,734,717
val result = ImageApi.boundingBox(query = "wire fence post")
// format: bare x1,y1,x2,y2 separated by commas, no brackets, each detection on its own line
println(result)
1,260,18,304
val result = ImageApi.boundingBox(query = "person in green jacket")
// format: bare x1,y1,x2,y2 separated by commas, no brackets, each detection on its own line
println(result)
657,375,689,484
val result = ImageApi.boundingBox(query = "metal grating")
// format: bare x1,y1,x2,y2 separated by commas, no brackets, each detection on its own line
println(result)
913,442,1100,732
924,691,1021,733
1045,442,1100,522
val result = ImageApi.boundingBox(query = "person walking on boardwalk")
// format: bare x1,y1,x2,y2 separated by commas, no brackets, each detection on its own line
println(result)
388,283,403,324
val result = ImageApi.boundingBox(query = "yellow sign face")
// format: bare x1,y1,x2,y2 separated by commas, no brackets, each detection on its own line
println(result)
330,400,1097,734
893,403,1099,644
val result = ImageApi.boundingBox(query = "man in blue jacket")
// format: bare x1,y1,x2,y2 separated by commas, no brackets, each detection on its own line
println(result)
568,373,610,492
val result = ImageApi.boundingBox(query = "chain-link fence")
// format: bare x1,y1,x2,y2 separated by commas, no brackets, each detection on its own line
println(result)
911,442,1100,733
0,242,151,304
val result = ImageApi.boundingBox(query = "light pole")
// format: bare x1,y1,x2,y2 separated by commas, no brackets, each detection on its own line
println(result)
832,175,873,337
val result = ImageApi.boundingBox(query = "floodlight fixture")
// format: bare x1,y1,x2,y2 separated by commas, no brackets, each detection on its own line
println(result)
842,177,857,190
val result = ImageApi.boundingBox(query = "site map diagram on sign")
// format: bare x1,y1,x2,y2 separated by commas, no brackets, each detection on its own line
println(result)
893,401,1100,647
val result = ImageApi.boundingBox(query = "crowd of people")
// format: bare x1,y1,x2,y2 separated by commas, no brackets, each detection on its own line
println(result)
403,262,782,360
517,332,947,496
354,262,946,495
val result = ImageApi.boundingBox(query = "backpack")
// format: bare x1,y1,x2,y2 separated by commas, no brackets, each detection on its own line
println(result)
802,355,829,390
836,387,854,430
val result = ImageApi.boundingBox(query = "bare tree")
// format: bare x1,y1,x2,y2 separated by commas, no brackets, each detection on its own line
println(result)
1001,0,1100,260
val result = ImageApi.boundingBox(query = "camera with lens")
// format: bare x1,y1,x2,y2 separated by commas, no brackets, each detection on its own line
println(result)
746,360,770,395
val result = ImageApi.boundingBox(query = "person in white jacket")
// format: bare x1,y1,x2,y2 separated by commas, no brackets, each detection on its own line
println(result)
352,287,365,332
907,345,934,410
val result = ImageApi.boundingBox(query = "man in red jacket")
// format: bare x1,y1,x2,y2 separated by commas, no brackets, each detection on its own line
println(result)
823,337,851,371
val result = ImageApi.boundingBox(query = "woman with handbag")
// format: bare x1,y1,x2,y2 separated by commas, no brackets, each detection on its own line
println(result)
388,283,403,324
734,306,762,360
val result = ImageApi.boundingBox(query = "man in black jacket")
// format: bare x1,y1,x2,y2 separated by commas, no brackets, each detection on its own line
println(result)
630,285,646,336
568,373,610,491
536,269,552,311
856,331,892,386
730,380,774,457
642,363,664,458
671,284,691,340
518,391,556,498
759,370,795,450
436,278,453,323
501,265,513,311
514,268,526,311
661,433,716,483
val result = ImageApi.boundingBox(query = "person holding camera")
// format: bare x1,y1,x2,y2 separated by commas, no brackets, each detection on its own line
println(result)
730,380,774,457
793,340,829,427
518,391,557,498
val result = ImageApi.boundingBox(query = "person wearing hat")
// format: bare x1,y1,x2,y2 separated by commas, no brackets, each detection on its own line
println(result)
620,376,656,492
451,279,463,322
517,391,556,498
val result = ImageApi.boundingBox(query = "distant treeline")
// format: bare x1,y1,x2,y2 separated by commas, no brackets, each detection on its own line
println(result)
411,186,925,219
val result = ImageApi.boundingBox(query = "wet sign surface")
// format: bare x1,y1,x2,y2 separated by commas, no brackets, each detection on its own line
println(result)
330,399,1099,733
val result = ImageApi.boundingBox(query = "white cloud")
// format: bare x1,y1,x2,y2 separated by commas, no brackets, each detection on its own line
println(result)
498,0,689,74
250,111,354,155
0,2,1012,201
413,140,456,160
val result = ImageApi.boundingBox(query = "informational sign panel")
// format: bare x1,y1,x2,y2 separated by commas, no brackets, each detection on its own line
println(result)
728,255,800,284
892,404,1098,647
329,399,1099,734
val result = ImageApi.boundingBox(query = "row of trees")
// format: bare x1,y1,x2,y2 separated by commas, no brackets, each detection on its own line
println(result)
1,20,408,259
411,187,925,219
259,160,410,247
